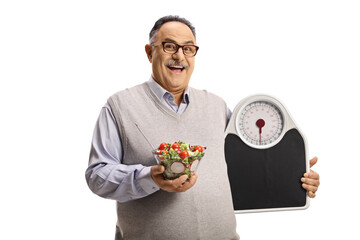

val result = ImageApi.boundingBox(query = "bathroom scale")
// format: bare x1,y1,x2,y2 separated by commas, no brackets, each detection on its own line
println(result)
225,94,310,213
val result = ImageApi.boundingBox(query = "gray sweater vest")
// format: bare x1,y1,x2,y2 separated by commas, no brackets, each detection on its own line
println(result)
108,82,239,240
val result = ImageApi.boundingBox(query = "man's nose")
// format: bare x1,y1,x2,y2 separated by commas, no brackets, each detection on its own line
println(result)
171,47,186,60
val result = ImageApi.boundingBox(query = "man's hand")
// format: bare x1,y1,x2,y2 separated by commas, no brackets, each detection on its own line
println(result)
151,165,198,192
301,157,320,198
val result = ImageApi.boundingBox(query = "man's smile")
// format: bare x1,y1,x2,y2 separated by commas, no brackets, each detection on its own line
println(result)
167,65,185,73
165,60,188,74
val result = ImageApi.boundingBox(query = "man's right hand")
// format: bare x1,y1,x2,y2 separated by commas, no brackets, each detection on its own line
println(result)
150,165,198,192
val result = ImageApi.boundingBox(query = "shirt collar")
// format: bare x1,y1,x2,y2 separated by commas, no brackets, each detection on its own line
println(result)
147,76,190,104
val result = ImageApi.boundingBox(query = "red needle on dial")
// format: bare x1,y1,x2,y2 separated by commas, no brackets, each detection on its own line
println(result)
256,119,265,143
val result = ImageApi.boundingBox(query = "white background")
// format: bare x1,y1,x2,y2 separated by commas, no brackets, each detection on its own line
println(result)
1,0,359,239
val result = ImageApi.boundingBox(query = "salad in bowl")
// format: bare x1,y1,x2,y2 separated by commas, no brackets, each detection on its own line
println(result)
152,141,206,180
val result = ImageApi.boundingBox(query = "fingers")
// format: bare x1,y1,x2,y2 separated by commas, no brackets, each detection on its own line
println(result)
304,170,320,180
151,164,198,192
301,183,318,194
308,191,316,198
301,176,319,186
150,165,165,187
309,156,318,168
167,174,198,192
171,175,189,189
151,165,165,175
301,169,320,198
177,174,198,192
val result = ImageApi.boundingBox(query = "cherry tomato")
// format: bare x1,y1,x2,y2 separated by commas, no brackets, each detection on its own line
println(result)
159,142,168,150
158,150,168,160
194,145,203,152
179,150,189,159
171,142,180,150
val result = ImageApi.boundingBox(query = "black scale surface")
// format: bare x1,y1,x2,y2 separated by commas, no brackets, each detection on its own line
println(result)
225,129,307,211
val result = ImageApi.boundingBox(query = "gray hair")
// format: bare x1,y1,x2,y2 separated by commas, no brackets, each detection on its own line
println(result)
149,15,196,44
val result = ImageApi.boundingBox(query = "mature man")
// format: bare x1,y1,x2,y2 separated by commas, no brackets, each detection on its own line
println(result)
86,15,319,240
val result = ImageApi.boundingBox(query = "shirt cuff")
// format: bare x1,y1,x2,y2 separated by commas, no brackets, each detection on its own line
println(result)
137,166,160,194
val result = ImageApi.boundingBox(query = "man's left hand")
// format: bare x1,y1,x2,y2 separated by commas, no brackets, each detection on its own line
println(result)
301,157,320,198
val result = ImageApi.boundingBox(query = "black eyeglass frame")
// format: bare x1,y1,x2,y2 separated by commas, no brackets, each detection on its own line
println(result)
153,41,199,57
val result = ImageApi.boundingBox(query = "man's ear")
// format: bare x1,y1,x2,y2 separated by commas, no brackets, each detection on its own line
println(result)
145,44,152,63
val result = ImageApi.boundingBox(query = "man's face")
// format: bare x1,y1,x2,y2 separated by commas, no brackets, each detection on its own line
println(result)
145,21,196,94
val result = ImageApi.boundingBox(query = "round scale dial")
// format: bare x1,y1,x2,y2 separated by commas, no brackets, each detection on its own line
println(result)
236,101,284,148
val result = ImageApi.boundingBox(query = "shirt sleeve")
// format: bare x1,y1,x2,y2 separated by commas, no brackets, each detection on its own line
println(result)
85,103,160,203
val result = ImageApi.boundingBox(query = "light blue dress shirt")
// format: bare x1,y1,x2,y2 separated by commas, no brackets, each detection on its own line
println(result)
86,77,231,203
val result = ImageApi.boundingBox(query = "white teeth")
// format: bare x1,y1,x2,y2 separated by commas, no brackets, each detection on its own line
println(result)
170,66,183,69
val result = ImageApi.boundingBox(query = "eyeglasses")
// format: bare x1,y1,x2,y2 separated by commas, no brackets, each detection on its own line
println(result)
153,41,199,57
